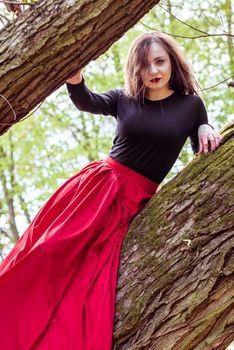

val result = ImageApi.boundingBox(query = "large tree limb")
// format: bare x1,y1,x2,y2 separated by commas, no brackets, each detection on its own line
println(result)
113,123,234,349
0,0,160,135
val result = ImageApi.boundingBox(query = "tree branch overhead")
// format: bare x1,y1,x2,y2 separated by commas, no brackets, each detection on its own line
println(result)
0,0,160,135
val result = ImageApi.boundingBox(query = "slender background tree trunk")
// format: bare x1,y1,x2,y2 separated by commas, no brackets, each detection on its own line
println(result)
113,123,234,350
0,144,19,240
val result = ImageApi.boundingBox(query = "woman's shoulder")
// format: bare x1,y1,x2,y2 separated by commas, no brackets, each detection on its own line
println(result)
177,93,205,108
178,92,202,101
115,88,138,104
106,87,129,100
115,88,131,97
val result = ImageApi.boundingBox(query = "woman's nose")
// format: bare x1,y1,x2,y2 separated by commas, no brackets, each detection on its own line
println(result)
150,64,159,75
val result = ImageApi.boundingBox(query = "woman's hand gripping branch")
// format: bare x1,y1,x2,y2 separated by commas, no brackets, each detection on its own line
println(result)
198,124,222,154
67,71,83,85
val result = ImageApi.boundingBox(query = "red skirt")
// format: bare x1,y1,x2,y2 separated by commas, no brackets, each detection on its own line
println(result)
0,156,159,350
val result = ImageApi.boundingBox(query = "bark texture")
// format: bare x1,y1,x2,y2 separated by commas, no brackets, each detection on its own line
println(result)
113,123,234,350
0,0,159,135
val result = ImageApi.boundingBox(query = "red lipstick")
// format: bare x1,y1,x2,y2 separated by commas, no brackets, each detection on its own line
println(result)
150,78,161,83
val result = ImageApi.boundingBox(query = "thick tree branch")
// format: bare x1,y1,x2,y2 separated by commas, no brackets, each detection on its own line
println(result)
0,0,160,136
113,123,234,349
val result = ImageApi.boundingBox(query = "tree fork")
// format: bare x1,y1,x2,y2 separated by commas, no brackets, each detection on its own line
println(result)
0,0,159,135
113,123,234,350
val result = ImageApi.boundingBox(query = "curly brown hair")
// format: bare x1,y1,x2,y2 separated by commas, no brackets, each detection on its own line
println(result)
124,31,201,102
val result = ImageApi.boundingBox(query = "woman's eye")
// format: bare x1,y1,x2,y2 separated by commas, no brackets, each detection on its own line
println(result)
157,59,164,64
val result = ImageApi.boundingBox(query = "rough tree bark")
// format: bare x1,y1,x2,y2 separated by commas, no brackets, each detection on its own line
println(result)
113,123,234,350
0,0,159,135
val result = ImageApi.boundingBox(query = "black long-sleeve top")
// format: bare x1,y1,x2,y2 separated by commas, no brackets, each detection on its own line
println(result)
66,77,210,184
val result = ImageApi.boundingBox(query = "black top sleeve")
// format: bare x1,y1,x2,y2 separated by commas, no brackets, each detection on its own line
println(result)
66,76,121,118
189,96,213,154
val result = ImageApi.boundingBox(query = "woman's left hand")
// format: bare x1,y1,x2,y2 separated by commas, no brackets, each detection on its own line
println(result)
198,124,222,154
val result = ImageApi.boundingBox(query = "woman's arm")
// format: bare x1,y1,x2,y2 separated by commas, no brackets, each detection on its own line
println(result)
189,96,222,154
66,71,121,117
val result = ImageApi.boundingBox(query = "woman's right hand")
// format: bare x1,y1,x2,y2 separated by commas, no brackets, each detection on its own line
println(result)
66,71,83,84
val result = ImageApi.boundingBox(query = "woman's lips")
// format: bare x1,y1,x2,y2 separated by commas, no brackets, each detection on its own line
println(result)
150,78,161,83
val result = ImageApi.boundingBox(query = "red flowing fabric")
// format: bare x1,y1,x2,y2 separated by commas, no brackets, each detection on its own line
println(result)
0,156,159,350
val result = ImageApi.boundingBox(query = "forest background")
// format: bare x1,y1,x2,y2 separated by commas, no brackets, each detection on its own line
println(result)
0,0,233,348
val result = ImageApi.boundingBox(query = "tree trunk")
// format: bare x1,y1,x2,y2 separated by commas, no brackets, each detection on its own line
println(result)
113,123,234,350
0,145,19,241
0,170,19,241
0,0,159,136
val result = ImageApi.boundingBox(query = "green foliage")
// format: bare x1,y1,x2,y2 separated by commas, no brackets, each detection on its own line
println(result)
23,0,37,3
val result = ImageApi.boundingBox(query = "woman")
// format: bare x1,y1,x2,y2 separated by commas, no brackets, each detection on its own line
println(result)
0,32,221,349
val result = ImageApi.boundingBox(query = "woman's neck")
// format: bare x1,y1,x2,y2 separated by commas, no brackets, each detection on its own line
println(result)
146,89,175,101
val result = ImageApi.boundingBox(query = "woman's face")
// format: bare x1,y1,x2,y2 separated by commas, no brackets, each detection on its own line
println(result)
141,42,173,98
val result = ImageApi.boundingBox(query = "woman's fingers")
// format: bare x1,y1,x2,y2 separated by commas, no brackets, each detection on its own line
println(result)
198,138,203,154
67,71,83,84
197,125,223,155
209,134,217,152
201,136,209,154
211,133,223,150
198,133,222,154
